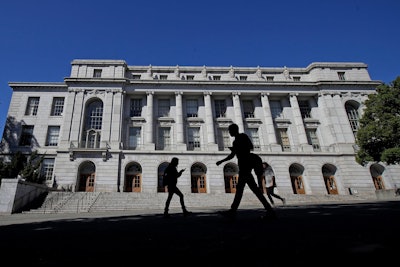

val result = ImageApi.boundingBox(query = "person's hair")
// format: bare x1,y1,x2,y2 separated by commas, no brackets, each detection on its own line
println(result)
228,123,239,132
171,157,179,165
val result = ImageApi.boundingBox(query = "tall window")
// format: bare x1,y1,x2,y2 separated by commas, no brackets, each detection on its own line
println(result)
42,159,55,181
46,126,60,146
306,129,321,151
218,128,231,151
214,100,226,118
158,127,171,150
188,127,201,150
158,99,170,117
20,125,34,146
242,100,254,118
51,97,64,116
270,100,283,119
186,99,198,117
130,99,142,117
25,97,40,116
278,129,291,152
128,127,141,149
83,100,103,148
247,128,260,150
298,100,311,119
345,102,360,137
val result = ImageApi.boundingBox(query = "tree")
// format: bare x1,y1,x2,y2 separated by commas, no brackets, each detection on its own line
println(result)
0,150,45,184
356,77,400,165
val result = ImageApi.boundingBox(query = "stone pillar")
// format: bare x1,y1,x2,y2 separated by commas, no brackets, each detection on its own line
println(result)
289,93,310,150
261,93,281,151
175,91,184,144
232,92,244,133
204,91,218,151
145,91,155,150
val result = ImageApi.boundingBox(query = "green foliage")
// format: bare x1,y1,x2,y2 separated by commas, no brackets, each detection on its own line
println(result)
356,76,400,165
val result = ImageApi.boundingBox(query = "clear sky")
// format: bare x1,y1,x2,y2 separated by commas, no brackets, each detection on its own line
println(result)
1,0,399,137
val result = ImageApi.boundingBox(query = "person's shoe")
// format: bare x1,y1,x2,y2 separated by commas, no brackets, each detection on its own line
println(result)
219,209,236,220
183,210,192,217
282,198,286,205
163,212,170,218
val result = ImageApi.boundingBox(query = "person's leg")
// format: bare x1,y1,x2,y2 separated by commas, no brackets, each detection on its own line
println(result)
164,189,174,217
270,188,286,204
266,187,275,204
230,170,247,211
174,187,191,215
247,175,274,212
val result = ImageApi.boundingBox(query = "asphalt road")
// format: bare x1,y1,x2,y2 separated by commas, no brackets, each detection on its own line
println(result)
1,201,399,266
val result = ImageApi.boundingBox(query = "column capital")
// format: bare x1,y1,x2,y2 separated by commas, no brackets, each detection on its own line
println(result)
175,91,183,96
203,91,212,96
146,90,154,95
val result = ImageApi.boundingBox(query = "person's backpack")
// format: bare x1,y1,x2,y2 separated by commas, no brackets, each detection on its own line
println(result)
250,153,264,177
162,171,169,187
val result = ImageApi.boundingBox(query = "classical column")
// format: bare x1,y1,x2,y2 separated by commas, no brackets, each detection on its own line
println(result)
261,93,278,144
175,91,184,144
232,92,244,133
289,93,309,148
145,91,154,148
204,91,218,151
317,92,336,145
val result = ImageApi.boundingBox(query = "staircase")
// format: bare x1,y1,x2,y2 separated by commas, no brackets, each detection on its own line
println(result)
24,191,379,214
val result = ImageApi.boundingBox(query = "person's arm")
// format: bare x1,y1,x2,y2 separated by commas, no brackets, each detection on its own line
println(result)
216,151,235,166
177,168,185,178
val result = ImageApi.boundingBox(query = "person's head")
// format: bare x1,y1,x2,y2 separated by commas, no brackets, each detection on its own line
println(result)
171,157,179,166
228,123,239,137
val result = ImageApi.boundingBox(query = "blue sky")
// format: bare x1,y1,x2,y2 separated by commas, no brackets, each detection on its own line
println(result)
1,0,399,137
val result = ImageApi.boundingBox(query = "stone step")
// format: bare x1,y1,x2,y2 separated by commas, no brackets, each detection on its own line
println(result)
24,191,378,214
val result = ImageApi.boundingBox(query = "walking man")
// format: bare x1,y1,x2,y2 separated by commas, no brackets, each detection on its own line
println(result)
216,123,276,220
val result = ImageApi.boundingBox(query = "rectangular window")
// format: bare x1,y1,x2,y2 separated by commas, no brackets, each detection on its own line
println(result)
338,72,346,80
186,75,194,80
186,99,198,117
293,76,301,81
25,97,40,116
270,100,283,119
46,126,60,146
187,127,201,150
51,97,65,116
278,129,291,152
298,100,311,119
266,76,274,81
217,128,231,151
214,99,226,118
242,100,254,118
306,129,321,152
132,75,141,80
130,99,142,117
128,127,141,149
158,127,171,150
158,99,170,117
20,125,34,146
42,158,55,181
239,76,247,81
212,75,221,81
93,69,102,78
247,128,260,151
160,75,168,80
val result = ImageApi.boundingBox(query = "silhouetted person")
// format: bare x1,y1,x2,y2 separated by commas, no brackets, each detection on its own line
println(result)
216,123,276,220
262,162,286,206
163,157,192,218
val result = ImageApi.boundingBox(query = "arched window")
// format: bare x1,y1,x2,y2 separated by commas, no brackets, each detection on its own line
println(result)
82,99,103,148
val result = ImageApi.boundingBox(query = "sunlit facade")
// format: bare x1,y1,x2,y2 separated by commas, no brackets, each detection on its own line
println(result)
2,59,399,199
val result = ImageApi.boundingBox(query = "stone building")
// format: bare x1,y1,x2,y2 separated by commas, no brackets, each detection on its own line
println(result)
2,59,398,200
